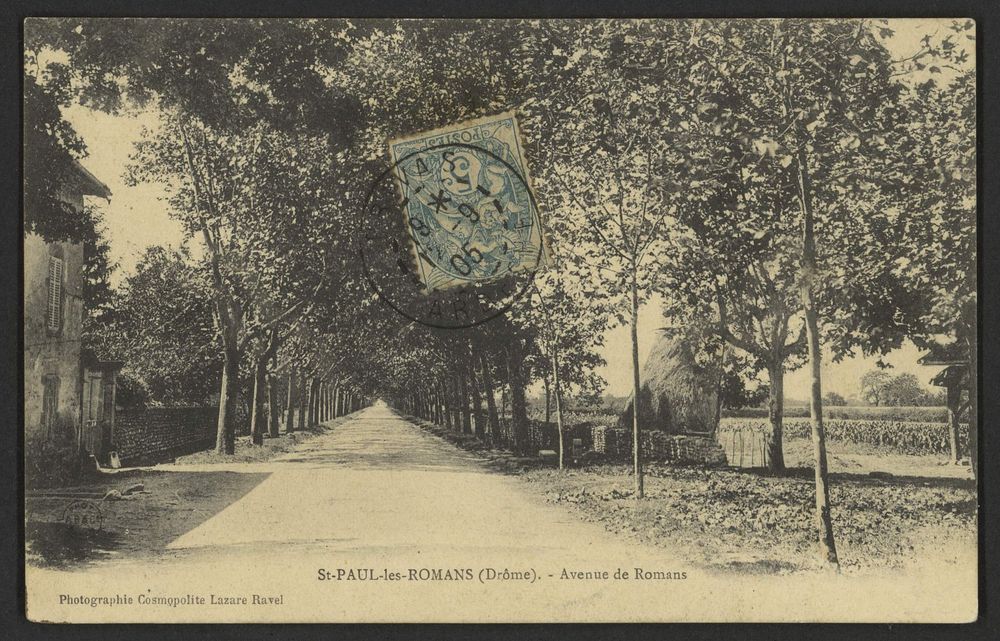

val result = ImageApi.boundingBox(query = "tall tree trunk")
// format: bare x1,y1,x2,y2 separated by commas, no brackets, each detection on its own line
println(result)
480,351,500,446
460,373,472,434
285,371,296,434
267,374,280,438
215,346,240,454
543,376,551,427
968,333,978,480
507,342,530,456
308,378,319,427
297,374,307,431
250,354,267,446
714,346,728,438
552,348,565,470
766,360,786,473
215,359,230,453
947,383,960,464
629,271,643,498
441,381,453,430
501,383,509,448
796,152,839,568
470,356,484,438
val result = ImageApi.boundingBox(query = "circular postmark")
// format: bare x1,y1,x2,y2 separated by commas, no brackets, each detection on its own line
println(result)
359,142,545,329
62,499,104,531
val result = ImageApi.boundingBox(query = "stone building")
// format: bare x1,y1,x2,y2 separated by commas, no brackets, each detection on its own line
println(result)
23,161,118,477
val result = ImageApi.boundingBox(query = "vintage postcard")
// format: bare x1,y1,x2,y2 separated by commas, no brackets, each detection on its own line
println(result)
22,17,977,623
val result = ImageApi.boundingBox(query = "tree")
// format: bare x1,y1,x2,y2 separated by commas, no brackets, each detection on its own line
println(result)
883,373,925,406
881,26,976,473
24,40,117,327
521,20,698,497
91,246,220,405
860,370,892,406
26,18,368,453
520,272,607,469
128,115,334,452
662,174,807,473
23,44,90,243
676,18,943,567
823,391,847,406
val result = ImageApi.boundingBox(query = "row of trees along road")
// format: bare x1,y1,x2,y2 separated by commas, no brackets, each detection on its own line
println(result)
26,18,975,570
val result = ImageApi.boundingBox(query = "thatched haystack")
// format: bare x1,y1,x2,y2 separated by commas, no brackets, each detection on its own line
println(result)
618,332,722,435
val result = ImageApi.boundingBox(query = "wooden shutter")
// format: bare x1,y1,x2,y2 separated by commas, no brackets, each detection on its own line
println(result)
47,256,63,331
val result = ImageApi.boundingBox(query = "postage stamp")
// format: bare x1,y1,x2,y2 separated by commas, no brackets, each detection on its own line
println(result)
387,112,550,292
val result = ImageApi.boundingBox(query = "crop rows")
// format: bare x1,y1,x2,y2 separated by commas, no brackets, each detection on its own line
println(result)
718,418,968,455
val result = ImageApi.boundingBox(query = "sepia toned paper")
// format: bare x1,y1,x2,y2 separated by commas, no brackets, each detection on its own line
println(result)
23,17,977,623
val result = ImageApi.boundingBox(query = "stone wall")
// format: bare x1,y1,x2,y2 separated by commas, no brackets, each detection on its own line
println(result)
528,421,594,452
592,425,728,467
113,406,218,465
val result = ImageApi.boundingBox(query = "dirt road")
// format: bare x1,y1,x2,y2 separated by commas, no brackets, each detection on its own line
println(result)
26,404,975,623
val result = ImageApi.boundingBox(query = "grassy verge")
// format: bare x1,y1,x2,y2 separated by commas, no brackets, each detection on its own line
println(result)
519,463,975,575
407,415,976,575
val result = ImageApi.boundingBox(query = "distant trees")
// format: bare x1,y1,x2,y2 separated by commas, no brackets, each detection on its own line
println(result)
860,370,938,407
860,370,893,406
883,373,925,407
823,392,848,407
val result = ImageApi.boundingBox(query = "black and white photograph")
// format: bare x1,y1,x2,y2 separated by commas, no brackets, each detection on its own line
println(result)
21,17,977,623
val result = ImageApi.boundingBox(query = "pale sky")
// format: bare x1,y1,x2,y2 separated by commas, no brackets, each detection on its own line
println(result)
598,297,940,400
62,18,967,400
64,104,184,285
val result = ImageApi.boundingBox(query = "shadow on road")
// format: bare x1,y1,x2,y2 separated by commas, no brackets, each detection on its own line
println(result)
26,469,270,569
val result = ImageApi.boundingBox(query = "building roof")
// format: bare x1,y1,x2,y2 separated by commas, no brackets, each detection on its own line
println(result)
918,341,969,366
71,160,112,200
930,364,967,389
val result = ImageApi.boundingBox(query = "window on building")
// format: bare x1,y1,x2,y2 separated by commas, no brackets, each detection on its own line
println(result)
47,255,63,332
41,375,60,438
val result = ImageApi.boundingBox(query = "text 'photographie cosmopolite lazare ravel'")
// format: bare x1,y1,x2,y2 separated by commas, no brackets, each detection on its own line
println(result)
23,17,977,624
